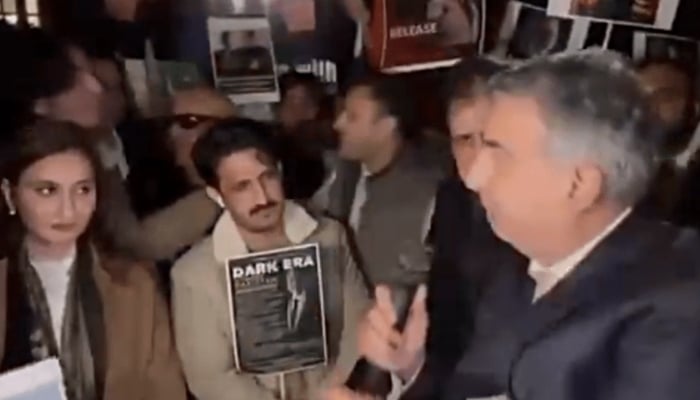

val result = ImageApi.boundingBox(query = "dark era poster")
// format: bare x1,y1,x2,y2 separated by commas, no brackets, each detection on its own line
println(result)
547,0,680,30
208,16,280,104
365,0,485,73
226,243,328,375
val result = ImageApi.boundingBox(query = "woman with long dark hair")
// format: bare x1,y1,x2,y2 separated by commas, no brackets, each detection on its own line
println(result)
0,119,186,400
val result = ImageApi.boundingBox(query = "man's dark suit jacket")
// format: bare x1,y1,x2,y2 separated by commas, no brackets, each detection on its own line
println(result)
404,179,532,399
433,213,700,400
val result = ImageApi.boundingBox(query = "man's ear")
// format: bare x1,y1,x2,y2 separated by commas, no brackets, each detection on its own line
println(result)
205,186,225,208
568,163,604,212
33,99,50,116
378,115,398,136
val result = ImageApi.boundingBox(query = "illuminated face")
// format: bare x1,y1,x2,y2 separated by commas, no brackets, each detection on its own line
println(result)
466,93,577,258
214,148,285,233
333,86,392,162
13,151,97,250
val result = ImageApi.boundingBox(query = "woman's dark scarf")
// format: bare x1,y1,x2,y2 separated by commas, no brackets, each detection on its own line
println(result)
2,241,106,400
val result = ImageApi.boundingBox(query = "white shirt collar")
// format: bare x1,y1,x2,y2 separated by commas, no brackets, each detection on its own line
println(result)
529,208,632,301
212,200,319,263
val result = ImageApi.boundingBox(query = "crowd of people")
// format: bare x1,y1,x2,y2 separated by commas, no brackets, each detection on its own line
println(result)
1,15,700,400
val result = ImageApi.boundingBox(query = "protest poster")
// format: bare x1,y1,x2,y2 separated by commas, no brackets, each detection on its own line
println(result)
226,243,328,374
492,1,592,60
365,0,485,73
204,0,353,94
123,40,203,117
0,358,66,400
632,31,700,66
208,16,280,104
547,0,680,30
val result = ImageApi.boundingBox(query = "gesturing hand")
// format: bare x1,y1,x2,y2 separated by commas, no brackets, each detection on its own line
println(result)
358,285,429,381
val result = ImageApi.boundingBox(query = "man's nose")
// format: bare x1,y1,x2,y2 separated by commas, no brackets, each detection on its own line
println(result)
251,181,270,204
463,150,491,193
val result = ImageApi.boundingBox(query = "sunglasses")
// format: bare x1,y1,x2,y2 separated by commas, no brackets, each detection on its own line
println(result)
170,114,220,130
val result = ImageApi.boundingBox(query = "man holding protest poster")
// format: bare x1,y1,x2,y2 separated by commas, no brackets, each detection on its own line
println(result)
170,117,368,400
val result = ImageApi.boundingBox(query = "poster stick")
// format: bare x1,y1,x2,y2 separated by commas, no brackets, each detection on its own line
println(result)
280,373,287,400
602,23,613,49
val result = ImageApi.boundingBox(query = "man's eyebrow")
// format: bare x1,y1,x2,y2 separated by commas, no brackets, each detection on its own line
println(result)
452,131,476,139
479,132,509,153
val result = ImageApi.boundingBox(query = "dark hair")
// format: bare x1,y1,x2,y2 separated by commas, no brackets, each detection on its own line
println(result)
0,27,77,136
446,57,508,105
346,74,417,139
192,118,279,187
60,22,121,62
0,119,117,257
279,72,325,108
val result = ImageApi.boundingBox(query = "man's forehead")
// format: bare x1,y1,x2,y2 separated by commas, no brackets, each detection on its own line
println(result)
448,98,489,137
346,86,380,114
484,93,547,149
220,148,274,171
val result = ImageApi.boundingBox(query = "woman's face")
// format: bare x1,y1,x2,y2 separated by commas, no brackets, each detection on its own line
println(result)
13,150,97,249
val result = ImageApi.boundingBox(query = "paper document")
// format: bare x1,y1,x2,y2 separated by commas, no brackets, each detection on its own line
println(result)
0,358,66,400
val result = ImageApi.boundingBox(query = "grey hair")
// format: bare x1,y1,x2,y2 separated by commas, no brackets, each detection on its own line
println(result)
488,48,661,206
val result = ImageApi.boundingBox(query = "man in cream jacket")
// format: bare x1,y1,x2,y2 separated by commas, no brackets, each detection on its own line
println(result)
171,117,368,400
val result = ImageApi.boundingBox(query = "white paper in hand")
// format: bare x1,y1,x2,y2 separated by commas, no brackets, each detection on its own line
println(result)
0,358,66,400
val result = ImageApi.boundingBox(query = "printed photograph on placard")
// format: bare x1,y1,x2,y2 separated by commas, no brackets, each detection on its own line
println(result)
225,243,327,374
547,0,681,30
208,17,280,104
492,2,591,60
206,0,268,15
633,31,699,69
391,0,482,48
368,0,483,73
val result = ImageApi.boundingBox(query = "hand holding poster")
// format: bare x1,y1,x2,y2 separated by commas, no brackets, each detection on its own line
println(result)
226,243,327,374
0,358,66,400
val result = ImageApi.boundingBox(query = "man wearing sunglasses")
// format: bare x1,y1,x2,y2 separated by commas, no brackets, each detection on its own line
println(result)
169,86,237,186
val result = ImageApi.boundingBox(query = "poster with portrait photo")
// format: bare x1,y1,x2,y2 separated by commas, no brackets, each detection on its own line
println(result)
205,0,268,16
208,16,280,104
365,0,485,73
547,0,680,30
492,1,592,60
226,243,328,374
632,31,699,68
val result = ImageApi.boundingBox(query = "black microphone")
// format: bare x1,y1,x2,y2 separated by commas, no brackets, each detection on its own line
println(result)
345,239,430,397
345,284,418,397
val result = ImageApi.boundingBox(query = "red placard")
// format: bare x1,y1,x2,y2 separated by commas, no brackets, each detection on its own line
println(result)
366,0,482,73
